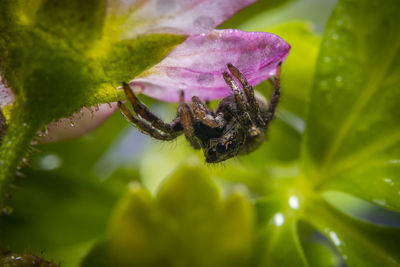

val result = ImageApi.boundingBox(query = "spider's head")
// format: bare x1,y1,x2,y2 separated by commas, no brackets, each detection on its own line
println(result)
204,136,241,163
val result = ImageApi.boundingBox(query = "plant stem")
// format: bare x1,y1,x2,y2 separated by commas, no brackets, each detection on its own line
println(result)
0,105,38,211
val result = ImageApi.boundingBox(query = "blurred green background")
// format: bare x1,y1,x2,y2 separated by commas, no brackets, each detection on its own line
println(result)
1,0,400,266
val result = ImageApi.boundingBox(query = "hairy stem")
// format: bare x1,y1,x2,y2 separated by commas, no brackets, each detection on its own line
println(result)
0,109,7,143
0,105,38,210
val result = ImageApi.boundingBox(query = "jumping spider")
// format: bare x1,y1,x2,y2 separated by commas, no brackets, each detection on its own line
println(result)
118,63,281,163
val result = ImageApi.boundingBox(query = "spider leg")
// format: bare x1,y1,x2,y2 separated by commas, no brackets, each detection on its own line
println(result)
191,96,225,128
118,101,179,141
122,83,175,133
222,71,246,112
223,71,255,129
178,91,201,149
265,62,282,125
227,63,258,113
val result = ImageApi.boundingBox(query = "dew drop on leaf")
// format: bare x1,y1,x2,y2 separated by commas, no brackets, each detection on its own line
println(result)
319,80,328,91
38,154,62,170
335,75,343,88
329,231,341,246
289,195,300,210
273,213,284,226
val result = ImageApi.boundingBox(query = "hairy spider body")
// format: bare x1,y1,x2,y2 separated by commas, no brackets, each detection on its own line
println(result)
118,63,281,163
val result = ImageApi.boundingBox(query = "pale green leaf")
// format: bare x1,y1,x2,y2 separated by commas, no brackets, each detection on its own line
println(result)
302,0,400,181
306,198,400,266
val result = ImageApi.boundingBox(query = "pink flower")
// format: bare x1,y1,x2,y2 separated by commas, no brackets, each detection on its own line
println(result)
131,29,290,102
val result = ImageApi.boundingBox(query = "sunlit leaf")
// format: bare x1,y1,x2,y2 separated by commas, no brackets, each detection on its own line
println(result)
264,21,322,117
306,198,400,266
219,0,295,30
255,197,308,267
302,0,400,184
322,163,400,212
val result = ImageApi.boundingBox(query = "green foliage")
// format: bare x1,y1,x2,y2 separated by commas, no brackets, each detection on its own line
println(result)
0,0,185,208
83,163,256,267
302,0,400,212
1,0,400,266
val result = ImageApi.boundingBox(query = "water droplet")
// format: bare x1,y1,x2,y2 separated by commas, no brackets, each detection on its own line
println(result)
22,157,29,165
335,76,343,88
289,195,299,210
38,154,62,170
197,73,214,86
2,206,13,215
37,127,48,137
383,178,394,186
372,199,386,206
337,55,345,66
273,213,284,227
326,92,334,105
69,120,75,127
319,80,328,91
329,231,341,246
386,159,400,165
193,16,215,31
336,20,344,26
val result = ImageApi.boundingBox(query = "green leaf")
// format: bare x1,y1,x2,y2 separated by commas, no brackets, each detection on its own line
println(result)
81,240,109,267
0,0,185,208
259,21,322,118
219,0,295,30
0,168,116,266
107,163,256,267
301,0,400,212
255,197,308,267
306,198,400,266
0,0,185,123
322,164,400,212
0,113,135,267
302,0,400,178
298,221,342,267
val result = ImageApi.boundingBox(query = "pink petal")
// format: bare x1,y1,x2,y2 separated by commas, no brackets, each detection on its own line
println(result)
130,29,290,102
110,0,256,38
40,103,117,143
0,78,15,109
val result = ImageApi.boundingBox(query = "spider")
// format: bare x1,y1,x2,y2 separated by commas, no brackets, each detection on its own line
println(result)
118,63,281,163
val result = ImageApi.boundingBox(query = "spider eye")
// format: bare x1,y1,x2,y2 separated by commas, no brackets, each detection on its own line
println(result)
216,143,226,153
